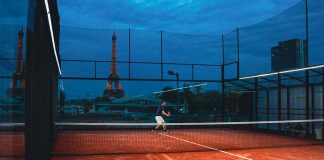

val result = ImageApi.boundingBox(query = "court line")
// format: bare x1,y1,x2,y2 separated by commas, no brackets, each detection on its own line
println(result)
159,133,253,160
161,154,175,160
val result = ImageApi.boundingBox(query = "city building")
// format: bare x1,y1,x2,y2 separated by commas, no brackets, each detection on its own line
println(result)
271,39,308,72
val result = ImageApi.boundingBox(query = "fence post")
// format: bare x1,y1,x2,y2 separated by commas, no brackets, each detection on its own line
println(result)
128,29,131,79
160,30,163,80
278,74,282,131
236,28,240,79
221,34,225,122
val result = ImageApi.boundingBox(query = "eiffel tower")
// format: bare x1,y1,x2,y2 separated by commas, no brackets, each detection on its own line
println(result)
103,31,125,98
6,28,26,98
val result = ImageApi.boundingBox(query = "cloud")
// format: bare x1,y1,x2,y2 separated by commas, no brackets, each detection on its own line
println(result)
57,0,301,34
59,0,321,77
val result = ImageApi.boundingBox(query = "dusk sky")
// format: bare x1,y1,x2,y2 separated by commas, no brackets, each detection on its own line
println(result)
1,0,324,99
62,0,299,99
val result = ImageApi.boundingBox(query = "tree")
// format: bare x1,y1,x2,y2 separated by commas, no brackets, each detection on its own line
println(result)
161,86,177,103
83,100,92,114
187,91,220,114
183,83,191,95
180,83,192,109
94,96,111,102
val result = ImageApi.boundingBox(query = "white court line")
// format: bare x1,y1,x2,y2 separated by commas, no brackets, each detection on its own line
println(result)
161,154,175,160
159,133,253,160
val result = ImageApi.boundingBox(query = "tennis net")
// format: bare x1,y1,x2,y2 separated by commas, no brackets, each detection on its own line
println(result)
53,119,324,156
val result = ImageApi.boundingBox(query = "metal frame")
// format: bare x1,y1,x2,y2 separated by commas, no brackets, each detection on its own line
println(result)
266,89,270,130
278,74,282,130
287,87,290,121
160,30,163,79
236,28,240,79
25,0,60,159
222,34,225,121
322,68,324,139
311,85,315,136
219,0,324,136
255,78,259,122
60,59,221,81
128,29,131,78
281,73,306,83
306,70,310,136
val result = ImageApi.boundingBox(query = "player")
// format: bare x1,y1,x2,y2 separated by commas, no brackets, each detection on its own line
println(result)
152,101,171,133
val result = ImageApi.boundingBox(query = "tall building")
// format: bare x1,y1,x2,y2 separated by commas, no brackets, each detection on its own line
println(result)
271,39,308,72
103,32,125,98
6,29,26,98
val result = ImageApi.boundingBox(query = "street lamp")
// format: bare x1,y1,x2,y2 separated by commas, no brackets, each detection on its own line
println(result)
168,70,179,108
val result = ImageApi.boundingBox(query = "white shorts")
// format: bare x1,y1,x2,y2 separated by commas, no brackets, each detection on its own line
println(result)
155,116,165,124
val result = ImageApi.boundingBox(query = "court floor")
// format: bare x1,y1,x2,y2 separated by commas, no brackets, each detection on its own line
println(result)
1,129,324,160
51,145,324,160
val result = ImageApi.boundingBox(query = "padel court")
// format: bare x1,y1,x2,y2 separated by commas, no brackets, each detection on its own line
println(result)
2,124,324,160
1,0,324,160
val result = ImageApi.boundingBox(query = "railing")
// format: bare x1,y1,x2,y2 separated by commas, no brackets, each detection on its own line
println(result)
59,59,222,82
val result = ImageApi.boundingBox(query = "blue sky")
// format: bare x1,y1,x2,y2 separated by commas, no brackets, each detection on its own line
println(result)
0,0,27,25
1,0,324,99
